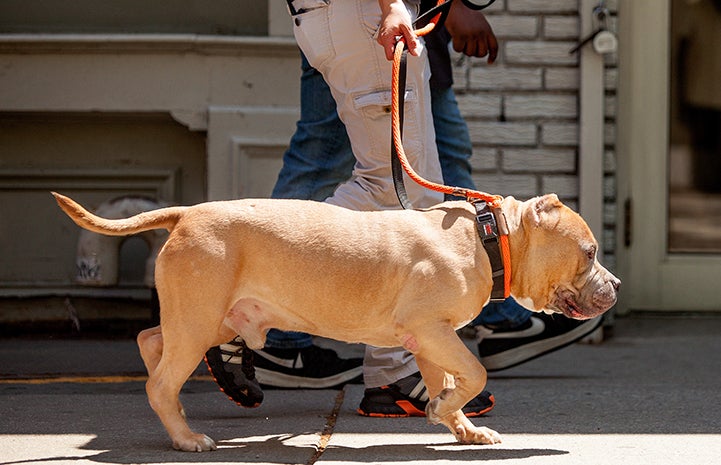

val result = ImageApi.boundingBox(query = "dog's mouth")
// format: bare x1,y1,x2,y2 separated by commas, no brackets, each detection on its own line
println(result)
550,289,592,320
560,295,586,319
550,282,619,320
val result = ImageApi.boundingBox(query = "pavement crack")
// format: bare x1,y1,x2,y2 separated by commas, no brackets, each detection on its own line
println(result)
307,387,345,465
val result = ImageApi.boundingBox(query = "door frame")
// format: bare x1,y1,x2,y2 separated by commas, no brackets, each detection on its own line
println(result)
616,0,721,312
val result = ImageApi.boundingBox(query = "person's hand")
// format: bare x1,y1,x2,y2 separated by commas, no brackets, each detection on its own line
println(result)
444,0,498,63
377,0,422,61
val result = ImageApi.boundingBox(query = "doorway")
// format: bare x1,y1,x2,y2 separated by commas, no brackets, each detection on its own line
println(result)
618,0,721,311
668,0,721,253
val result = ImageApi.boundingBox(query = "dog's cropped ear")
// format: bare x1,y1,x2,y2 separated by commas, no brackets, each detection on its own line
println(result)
524,194,563,228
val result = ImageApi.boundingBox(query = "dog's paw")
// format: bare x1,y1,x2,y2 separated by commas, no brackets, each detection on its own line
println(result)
456,426,502,445
172,433,217,452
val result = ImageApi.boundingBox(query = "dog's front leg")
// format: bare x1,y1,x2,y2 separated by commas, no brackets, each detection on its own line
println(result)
413,328,501,445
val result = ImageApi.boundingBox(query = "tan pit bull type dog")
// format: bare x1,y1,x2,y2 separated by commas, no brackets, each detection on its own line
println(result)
52,192,620,452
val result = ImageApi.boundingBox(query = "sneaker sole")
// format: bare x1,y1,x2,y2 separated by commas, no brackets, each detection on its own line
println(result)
255,365,363,389
481,316,603,371
357,394,495,418
463,392,496,417
357,399,427,418
203,355,263,408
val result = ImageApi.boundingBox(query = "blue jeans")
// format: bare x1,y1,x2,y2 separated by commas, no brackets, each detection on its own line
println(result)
265,54,529,349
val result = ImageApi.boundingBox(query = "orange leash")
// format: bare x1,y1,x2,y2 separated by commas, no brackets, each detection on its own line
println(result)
390,3,511,298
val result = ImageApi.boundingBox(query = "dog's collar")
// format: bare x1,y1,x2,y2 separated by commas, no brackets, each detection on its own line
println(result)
472,200,511,303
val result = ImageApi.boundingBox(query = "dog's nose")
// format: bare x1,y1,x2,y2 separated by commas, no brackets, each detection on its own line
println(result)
611,277,621,291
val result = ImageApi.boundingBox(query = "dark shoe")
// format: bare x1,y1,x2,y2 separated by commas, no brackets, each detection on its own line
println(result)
253,345,363,389
205,337,264,408
357,371,495,418
477,313,603,371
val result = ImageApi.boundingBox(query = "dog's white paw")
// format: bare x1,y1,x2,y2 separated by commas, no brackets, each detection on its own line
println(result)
172,433,217,452
456,426,502,445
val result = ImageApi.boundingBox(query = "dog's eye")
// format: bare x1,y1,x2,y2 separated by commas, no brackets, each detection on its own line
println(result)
584,245,597,261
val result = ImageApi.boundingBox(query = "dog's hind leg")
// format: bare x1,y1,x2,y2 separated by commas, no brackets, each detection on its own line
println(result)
146,353,216,451
144,326,219,451
142,294,226,452
138,325,163,375
138,325,188,418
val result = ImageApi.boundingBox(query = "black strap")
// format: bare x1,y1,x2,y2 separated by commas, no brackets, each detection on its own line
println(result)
413,0,454,30
391,49,413,210
414,0,496,29
285,0,300,16
473,201,506,302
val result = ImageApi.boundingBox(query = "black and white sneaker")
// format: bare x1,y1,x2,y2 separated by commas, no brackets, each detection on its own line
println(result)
477,313,603,371
357,371,495,418
205,338,264,408
253,345,363,389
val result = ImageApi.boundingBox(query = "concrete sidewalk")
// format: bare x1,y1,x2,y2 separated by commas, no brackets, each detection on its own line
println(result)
1,314,721,465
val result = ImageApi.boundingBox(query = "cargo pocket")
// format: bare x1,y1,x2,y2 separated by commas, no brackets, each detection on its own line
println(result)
353,87,423,158
292,5,334,71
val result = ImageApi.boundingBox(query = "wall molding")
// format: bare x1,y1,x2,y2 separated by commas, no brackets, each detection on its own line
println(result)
231,136,290,199
0,33,297,56
0,168,180,202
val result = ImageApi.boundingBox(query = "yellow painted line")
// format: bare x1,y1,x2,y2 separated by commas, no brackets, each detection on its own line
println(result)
0,374,213,385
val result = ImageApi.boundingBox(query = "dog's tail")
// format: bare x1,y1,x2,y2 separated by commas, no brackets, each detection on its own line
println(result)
52,192,185,236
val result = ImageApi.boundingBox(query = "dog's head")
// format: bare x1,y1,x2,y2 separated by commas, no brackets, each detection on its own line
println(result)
505,194,620,320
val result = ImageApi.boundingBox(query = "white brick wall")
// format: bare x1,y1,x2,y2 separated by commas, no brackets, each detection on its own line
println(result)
504,41,578,65
466,121,537,146
468,66,543,90
545,68,579,90
452,0,618,262
504,94,578,118
503,148,576,172
543,16,580,39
